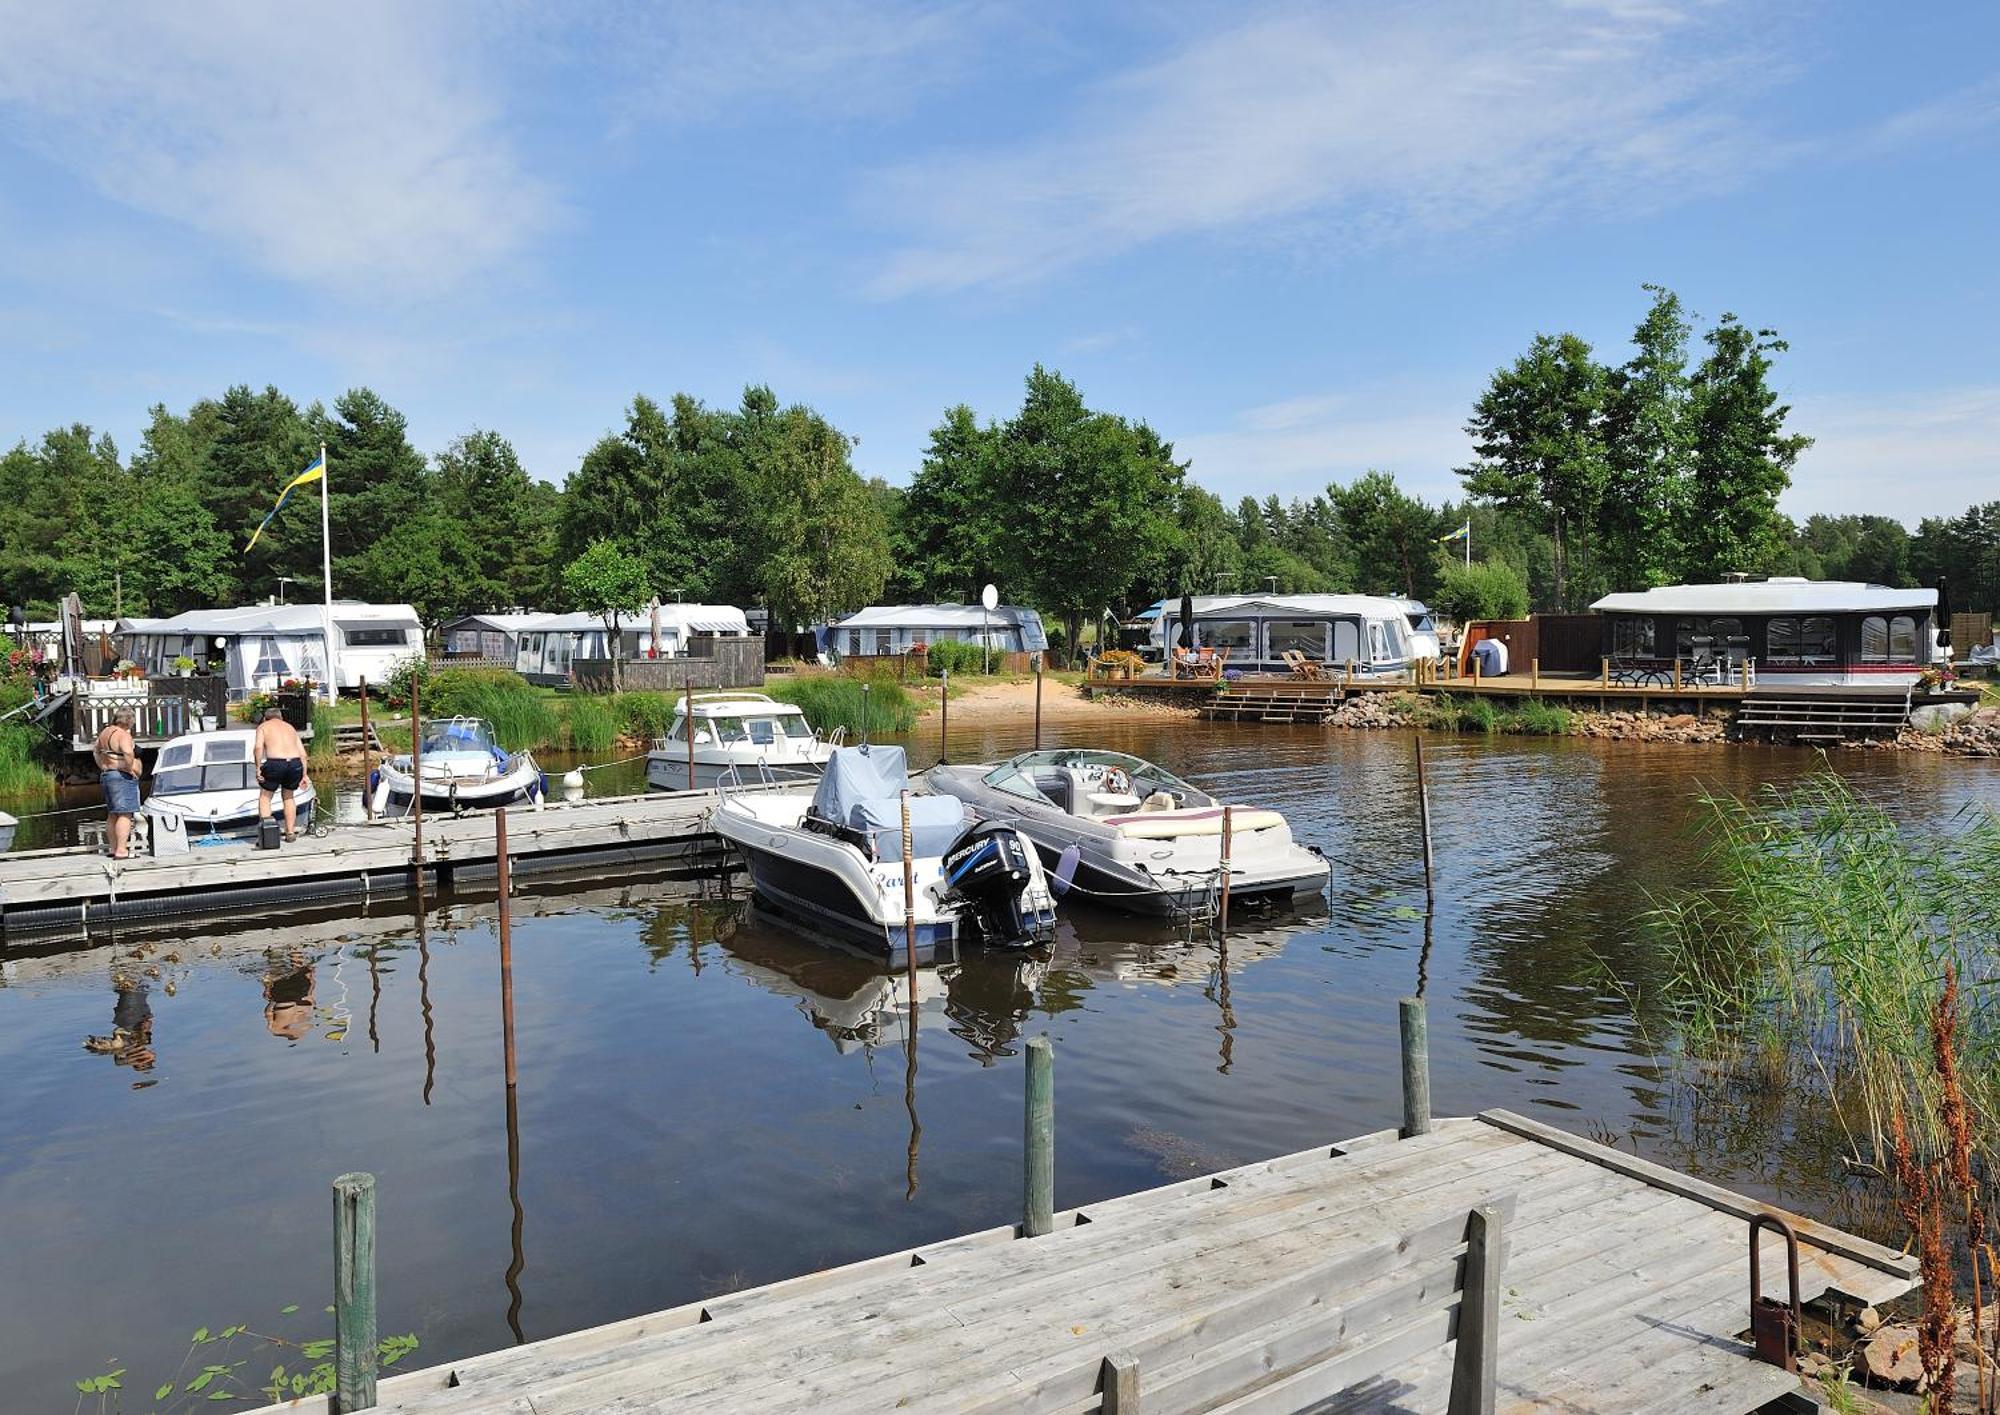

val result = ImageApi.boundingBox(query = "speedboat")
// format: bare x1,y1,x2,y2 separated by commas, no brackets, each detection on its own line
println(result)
709,744,1057,966
926,748,1328,920
372,716,542,812
645,691,839,791
141,728,318,837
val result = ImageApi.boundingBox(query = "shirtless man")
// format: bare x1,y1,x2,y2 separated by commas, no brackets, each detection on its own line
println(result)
93,707,142,859
253,707,309,841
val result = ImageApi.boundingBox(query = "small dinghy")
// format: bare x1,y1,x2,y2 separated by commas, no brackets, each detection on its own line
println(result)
373,716,542,812
710,744,1058,966
927,748,1328,920
141,729,318,838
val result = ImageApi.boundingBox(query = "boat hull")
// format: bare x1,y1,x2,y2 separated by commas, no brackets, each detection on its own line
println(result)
142,785,319,838
376,761,541,810
733,837,959,967
645,746,833,792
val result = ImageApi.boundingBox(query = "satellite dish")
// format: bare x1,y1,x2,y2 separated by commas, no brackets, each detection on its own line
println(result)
980,583,999,612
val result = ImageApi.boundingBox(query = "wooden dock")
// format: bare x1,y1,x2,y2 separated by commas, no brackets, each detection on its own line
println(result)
0,791,736,938
254,1110,1916,1414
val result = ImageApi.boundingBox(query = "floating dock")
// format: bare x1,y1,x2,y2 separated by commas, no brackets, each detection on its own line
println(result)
0,791,735,938
254,1109,1915,1414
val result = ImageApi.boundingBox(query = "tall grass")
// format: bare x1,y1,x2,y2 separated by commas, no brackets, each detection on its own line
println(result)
424,669,560,751
0,721,53,798
1652,771,2000,1166
1510,698,1571,736
767,675,916,738
563,697,617,753
611,691,679,742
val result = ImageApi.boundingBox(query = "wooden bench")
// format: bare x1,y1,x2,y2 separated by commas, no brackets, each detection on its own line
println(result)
956,1194,1512,1414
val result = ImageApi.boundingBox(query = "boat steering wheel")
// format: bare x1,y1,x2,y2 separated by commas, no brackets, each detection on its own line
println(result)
1102,766,1132,796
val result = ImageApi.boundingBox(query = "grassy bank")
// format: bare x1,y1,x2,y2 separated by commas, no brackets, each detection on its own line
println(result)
1403,692,1572,735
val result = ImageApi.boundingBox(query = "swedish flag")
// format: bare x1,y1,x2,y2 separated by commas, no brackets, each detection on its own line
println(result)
245,454,326,553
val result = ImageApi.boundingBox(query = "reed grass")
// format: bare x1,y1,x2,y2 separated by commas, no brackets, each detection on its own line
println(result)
563,696,618,753
1651,771,2000,1167
0,721,53,797
1509,697,1571,736
611,691,678,742
423,669,561,751
766,674,916,738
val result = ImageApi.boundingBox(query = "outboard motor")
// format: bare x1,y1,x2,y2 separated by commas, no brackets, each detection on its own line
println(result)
942,823,1040,945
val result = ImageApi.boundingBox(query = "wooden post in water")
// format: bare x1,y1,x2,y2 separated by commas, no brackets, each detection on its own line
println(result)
1218,803,1233,929
1414,734,1434,912
410,680,424,867
939,668,949,764
685,676,696,791
1399,996,1432,1137
900,790,917,977
1033,654,1043,749
497,807,517,1091
332,1172,378,1413
359,677,374,819
1023,1036,1054,1236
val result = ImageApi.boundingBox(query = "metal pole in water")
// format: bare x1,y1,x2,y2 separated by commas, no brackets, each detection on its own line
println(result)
900,789,917,976
1024,1035,1054,1236
1399,996,1432,1137
497,807,517,1091
332,1171,378,1413
359,676,374,820
1218,803,1233,929
1414,734,1435,912
685,675,696,791
1034,654,1043,749
410,679,424,868
939,668,948,764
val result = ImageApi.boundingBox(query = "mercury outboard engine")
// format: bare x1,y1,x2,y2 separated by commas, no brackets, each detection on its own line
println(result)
942,823,1041,945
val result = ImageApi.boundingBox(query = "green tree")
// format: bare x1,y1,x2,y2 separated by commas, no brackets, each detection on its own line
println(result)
433,430,557,608
561,540,652,691
308,388,430,601
1912,502,2000,616
1460,332,1610,611
349,514,492,629
747,404,891,630
1329,471,1447,599
199,384,314,602
1680,316,1812,580
1600,285,1693,591
0,425,129,614
895,404,1002,602
1433,558,1530,622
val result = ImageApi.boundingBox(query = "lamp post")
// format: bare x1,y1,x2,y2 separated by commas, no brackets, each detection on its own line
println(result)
276,576,295,605
980,583,998,676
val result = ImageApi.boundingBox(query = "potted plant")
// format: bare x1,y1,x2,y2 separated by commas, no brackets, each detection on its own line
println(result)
114,658,143,681
172,655,196,677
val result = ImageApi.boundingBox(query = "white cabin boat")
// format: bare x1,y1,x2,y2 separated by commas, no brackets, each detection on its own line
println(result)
645,692,838,791
140,729,318,837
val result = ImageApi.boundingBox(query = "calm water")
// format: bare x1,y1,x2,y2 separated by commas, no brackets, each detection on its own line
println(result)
1,721,1995,1404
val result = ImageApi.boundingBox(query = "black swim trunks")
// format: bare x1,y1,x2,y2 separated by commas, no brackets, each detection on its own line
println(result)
260,757,305,790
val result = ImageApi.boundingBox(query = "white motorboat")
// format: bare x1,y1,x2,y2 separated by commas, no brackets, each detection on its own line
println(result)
926,748,1328,920
140,728,318,837
645,691,838,791
373,716,542,812
709,744,1057,966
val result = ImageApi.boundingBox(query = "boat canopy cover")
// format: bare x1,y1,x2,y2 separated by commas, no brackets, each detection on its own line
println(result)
811,745,965,861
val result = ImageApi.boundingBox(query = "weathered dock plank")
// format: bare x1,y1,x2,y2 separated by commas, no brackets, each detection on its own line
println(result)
249,1110,1916,1415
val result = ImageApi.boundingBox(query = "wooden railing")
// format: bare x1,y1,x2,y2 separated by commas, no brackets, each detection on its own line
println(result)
69,676,230,747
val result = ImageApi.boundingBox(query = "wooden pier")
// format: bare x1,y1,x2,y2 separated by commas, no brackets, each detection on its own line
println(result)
0,791,736,938
254,1109,1915,1414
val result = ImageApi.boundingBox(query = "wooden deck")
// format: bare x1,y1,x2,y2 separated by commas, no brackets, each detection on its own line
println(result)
0,790,737,938
255,1111,1917,1414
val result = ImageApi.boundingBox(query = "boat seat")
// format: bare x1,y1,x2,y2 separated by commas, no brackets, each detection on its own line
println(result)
848,794,965,862
1105,806,1285,839
1032,771,1073,813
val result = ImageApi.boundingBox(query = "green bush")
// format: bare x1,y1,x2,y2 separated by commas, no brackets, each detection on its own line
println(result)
922,639,987,677
611,691,680,742
1507,698,1572,736
385,653,431,708
1434,558,1530,623
768,675,916,737
564,696,618,753
1457,696,1500,733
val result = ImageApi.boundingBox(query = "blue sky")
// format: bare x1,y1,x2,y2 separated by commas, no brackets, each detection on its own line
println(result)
1,1,1995,519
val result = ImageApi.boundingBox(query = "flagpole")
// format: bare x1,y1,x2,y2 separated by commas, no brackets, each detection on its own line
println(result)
319,441,336,704
1465,519,1471,570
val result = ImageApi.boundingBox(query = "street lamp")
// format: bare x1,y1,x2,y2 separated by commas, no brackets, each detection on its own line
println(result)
276,576,295,605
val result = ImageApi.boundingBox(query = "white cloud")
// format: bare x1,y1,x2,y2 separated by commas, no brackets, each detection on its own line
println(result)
1860,75,2000,155
1785,387,2000,519
862,2,1779,296
0,1,554,297
1179,386,1477,504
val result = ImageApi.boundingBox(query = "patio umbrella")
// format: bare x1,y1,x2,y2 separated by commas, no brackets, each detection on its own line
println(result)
1178,591,1196,651
649,598,662,659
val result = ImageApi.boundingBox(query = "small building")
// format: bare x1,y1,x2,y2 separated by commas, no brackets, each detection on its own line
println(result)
823,604,1049,661
119,602,422,697
1146,594,1425,676
1591,578,1943,686
438,613,547,665
514,605,751,685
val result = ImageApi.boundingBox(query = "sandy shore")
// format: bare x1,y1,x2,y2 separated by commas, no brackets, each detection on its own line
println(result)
919,676,1196,725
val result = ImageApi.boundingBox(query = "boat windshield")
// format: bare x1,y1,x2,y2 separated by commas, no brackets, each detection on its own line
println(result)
672,711,815,744
982,750,1211,808
424,718,501,755
154,763,257,795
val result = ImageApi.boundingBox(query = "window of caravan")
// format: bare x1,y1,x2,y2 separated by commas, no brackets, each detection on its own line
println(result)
1199,620,1255,653
252,636,288,679
1331,619,1361,662
1368,621,1388,660
1612,617,1656,657
342,625,408,647
1265,620,1328,659
1767,616,1836,664
1675,616,1745,657
1860,616,1921,663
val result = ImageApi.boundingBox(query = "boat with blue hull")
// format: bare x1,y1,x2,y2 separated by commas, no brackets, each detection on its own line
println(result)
709,745,1056,967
